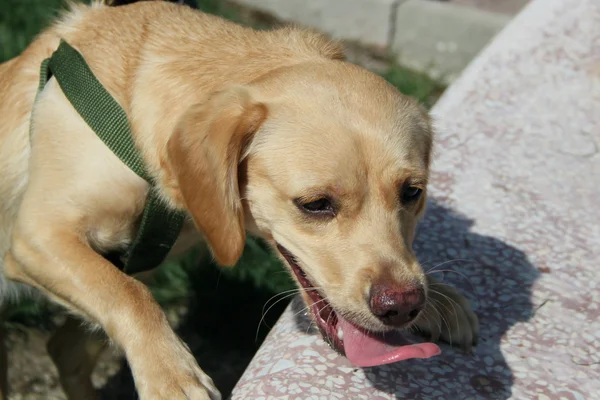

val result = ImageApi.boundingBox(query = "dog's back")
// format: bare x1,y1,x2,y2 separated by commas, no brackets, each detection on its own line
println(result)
0,1,185,304
0,4,90,304
0,36,52,305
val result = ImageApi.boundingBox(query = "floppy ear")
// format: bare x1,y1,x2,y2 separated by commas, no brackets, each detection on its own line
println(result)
166,86,267,266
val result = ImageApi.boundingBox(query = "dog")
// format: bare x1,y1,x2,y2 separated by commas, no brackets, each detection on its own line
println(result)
0,1,478,399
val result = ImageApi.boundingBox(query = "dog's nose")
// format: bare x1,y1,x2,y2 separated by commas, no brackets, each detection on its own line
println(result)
369,284,426,327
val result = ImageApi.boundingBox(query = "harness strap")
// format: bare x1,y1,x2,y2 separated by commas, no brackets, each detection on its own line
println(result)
37,40,186,274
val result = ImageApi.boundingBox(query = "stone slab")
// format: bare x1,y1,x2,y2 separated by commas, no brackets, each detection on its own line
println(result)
230,0,600,398
233,0,399,49
393,0,510,81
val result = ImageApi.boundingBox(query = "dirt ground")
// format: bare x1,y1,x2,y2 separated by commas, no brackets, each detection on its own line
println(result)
5,295,282,399
6,320,128,400
5,306,187,400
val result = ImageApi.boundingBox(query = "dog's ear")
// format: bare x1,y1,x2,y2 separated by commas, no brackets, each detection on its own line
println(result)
166,87,267,266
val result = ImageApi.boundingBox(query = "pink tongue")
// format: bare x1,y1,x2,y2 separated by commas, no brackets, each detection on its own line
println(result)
338,316,441,367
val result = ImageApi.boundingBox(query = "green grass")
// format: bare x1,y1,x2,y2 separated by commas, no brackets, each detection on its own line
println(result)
1,0,443,327
0,0,65,62
382,65,445,108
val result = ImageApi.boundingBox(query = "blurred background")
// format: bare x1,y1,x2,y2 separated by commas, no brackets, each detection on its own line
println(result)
0,0,527,398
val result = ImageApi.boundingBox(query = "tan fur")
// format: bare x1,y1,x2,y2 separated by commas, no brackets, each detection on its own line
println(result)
0,2,477,399
165,87,268,265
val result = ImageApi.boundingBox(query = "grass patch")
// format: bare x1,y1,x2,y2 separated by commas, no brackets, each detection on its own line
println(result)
382,65,446,108
0,0,67,62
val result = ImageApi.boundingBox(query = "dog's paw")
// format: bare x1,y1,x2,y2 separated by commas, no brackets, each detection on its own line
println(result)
131,336,221,400
136,362,220,400
414,276,479,352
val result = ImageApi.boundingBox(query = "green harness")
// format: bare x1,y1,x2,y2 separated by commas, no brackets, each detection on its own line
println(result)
33,40,186,274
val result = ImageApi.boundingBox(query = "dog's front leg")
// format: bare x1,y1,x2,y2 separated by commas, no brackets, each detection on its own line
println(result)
4,226,220,400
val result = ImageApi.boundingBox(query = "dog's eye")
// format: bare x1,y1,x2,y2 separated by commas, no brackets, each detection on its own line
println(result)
296,197,336,217
401,186,423,203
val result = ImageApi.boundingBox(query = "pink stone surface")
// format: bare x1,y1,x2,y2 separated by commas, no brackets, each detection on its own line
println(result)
231,0,600,398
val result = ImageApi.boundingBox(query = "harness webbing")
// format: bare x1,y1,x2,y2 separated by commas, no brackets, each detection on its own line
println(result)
36,40,186,274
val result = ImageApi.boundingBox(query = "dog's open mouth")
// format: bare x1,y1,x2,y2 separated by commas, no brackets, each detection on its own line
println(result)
277,245,441,367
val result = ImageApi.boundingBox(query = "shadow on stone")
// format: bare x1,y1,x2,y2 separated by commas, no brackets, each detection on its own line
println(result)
368,199,538,399
289,198,539,400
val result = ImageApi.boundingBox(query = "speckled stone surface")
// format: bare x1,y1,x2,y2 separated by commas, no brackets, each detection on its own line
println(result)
230,0,600,398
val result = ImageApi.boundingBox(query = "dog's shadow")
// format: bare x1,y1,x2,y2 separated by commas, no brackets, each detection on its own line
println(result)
336,199,539,399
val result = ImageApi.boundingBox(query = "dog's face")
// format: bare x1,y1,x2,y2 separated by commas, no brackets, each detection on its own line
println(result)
166,61,434,366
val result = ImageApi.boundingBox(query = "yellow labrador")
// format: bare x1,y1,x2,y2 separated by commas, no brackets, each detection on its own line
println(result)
0,1,477,399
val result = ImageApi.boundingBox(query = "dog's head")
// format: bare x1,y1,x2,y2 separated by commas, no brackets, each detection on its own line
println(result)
166,61,437,366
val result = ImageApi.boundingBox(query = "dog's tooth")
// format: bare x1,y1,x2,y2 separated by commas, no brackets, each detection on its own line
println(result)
337,327,343,341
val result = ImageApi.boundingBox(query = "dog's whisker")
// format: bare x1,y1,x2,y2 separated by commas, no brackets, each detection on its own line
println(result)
290,295,330,319
430,288,462,311
429,290,461,345
428,296,453,345
261,286,324,312
261,288,302,311
423,303,443,337
417,306,442,340
424,258,474,273
427,269,477,294
321,302,337,339
305,317,318,335
256,292,302,341
258,285,330,341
